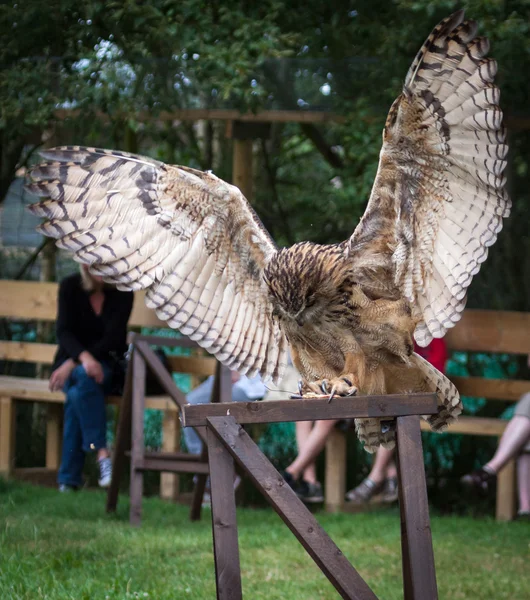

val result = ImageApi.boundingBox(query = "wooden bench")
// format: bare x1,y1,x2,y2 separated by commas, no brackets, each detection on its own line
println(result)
324,310,530,521
0,279,216,499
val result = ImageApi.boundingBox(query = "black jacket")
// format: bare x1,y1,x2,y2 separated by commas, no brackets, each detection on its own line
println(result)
53,273,134,370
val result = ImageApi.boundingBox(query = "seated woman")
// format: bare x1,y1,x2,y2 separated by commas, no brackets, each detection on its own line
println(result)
461,391,530,520
49,265,133,492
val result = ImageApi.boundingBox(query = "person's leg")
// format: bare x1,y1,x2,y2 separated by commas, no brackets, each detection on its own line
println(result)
67,364,111,453
517,453,530,514
182,377,215,454
57,384,85,489
345,446,395,504
484,416,530,474
367,446,395,484
296,421,318,484
67,363,113,486
462,396,530,495
285,419,338,480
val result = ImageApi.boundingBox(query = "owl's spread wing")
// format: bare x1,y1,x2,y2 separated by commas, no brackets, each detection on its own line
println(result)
27,146,288,382
348,10,510,345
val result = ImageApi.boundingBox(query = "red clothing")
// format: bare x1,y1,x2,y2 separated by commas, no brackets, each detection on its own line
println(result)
414,338,448,374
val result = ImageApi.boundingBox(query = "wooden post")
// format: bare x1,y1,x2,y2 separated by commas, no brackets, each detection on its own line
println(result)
396,415,438,600
45,404,62,470
129,349,146,526
207,425,243,600
107,360,133,513
496,459,516,521
325,429,346,513
160,409,180,501
232,139,253,201
0,396,16,476
207,415,378,600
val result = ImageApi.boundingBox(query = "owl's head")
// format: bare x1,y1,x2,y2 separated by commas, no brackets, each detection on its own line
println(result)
265,242,347,327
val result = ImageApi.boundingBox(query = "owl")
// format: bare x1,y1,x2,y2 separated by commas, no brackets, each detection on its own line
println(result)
27,10,510,451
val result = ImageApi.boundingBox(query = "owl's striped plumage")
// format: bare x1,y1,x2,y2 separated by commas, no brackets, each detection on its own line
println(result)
27,11,509,451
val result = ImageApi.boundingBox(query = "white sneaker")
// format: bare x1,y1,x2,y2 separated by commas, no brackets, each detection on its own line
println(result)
98,457,112,488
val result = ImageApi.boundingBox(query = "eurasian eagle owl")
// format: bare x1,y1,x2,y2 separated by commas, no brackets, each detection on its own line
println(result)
27,11,509,451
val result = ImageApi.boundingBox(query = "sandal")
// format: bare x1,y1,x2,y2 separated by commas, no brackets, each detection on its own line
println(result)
345,477,385,504
380,476,399,503
460,467,496,495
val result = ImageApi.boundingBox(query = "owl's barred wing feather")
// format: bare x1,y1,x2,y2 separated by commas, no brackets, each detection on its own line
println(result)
349,10,510,346
26,146,287,382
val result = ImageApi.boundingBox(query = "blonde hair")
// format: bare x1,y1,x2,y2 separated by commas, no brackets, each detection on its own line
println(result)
79,264,95,292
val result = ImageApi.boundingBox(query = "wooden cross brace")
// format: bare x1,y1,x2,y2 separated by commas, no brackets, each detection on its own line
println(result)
181,394,439,600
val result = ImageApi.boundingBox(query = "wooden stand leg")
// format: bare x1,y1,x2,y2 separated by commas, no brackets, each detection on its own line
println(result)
190,438,208,522
46,403,62,470
207,425,242,600
160,409,180,501
107,363,133,513
0,397,15,477
325,429,346,513
130,350,146,526
208,416,378,600
396,416,438,600
496,459,516,522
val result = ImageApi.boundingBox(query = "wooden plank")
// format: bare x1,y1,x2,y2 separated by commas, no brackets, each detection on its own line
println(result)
137,459,210,474
45,404,62,470
182,394,438,427
0,397,16,476
160,409,181,501
207,416,378,600
54,107,347,125
0,281,165,327
325,429,346,513
450,376,529,402
107,363,133,514
0,376,178,410
420,416,507,437
130,349,146,526
445,310,530,354
207,424,243,600
0,341,56,364
190,447,208,522
135,340,187,408
397,455,413,600
139,451,204,462
496,459,516,522
396,416,438,600
167,355,216,377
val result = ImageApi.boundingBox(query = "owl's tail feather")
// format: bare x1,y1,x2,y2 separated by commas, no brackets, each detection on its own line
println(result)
354,354,462,452
412,353,462,431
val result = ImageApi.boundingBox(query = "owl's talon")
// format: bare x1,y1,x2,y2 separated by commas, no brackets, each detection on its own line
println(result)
300,374,358,400
298,379,304,395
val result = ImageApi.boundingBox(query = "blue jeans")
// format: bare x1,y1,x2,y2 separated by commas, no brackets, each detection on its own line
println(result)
58,362,112,487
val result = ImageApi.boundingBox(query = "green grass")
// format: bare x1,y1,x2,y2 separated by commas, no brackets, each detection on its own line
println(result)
1,480,528,600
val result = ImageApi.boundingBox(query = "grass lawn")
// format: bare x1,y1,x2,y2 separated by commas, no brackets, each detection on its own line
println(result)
1,480,529,600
